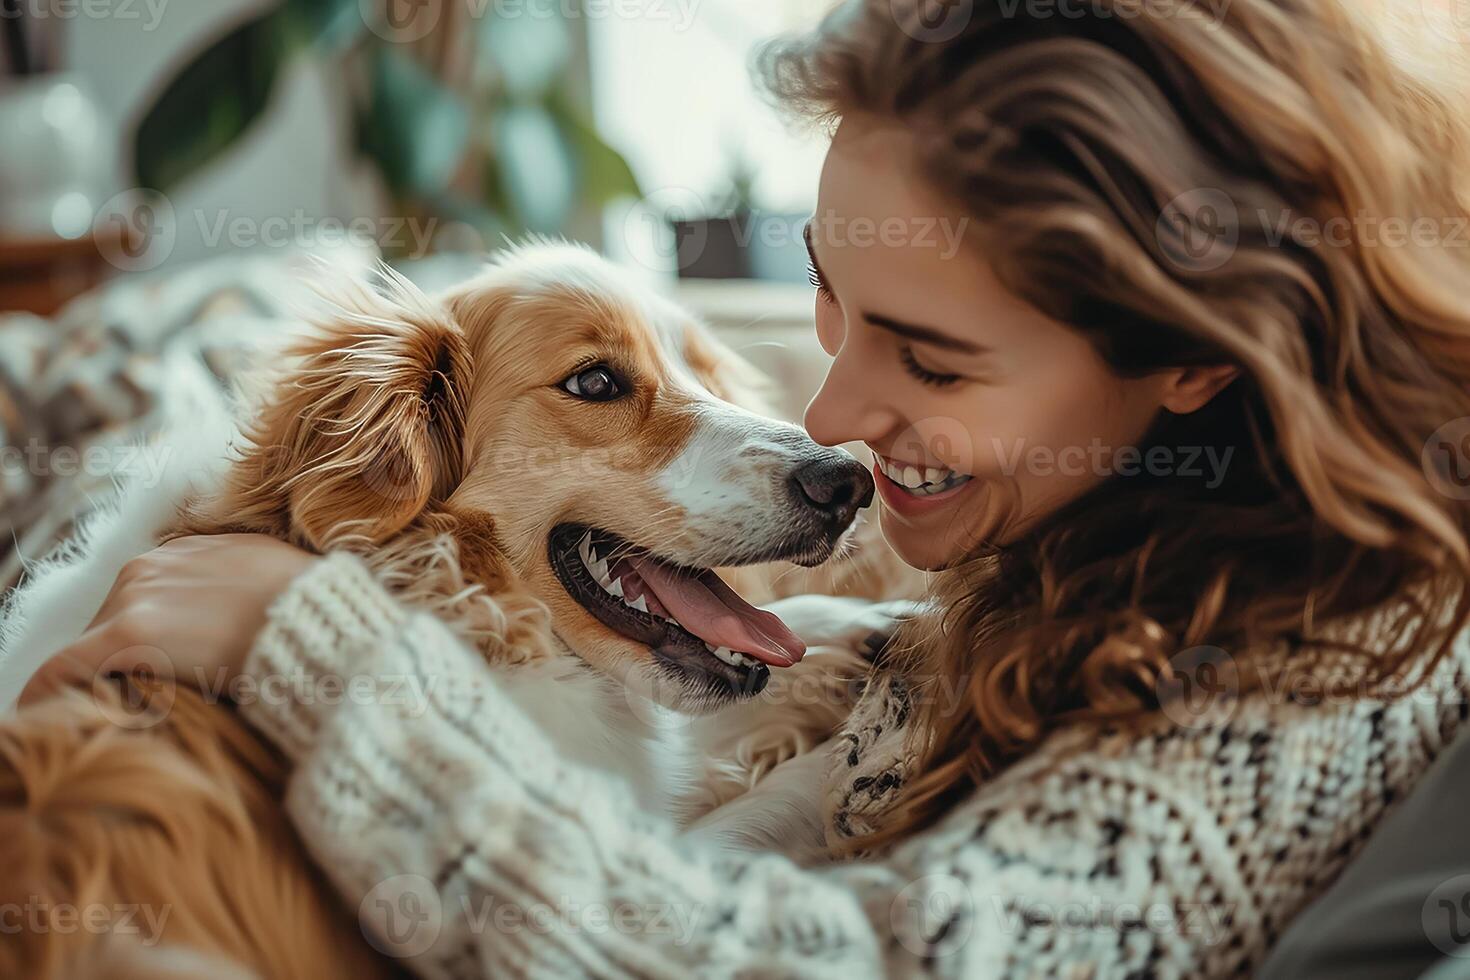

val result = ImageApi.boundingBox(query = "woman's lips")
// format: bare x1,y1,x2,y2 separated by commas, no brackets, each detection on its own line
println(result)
873,462,977,517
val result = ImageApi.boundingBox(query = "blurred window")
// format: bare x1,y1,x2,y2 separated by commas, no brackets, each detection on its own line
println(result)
588,0,834,219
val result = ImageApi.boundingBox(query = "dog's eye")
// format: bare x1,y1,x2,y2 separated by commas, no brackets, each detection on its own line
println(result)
561,365,624,402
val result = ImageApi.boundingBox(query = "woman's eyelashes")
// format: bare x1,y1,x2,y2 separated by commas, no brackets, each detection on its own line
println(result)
803,249,961,387
806,261,836,304
899,344,963,388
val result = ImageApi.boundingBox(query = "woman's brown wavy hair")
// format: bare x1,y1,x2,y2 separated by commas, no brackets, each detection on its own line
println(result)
764,0,1470,850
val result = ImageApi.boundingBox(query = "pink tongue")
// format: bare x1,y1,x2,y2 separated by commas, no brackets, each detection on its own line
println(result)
628,558,805,667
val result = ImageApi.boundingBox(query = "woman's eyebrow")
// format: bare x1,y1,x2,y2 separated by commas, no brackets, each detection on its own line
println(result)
805,221,986,355
864,313,988,355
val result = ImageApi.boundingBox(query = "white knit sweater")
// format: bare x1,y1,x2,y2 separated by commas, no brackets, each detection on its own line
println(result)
240,553,1470,979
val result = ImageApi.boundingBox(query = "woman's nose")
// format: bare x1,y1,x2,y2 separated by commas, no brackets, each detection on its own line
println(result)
803,348,894,449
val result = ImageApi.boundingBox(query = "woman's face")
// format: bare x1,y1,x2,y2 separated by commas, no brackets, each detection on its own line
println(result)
804,118,1218,570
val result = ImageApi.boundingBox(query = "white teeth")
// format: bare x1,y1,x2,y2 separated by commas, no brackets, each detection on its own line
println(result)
708,645,760,670
628,595,648,613
607,578,624,598
580,542,612,588
578,532,593,564
878,456,971,495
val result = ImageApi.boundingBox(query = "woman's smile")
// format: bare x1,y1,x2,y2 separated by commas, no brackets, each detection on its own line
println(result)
871,452,975,517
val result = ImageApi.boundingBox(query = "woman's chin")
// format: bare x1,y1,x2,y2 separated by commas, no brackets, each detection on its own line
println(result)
877,505,969,571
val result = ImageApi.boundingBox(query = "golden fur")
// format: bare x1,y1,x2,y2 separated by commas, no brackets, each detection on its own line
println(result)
0,246,911,976
0,681,403,979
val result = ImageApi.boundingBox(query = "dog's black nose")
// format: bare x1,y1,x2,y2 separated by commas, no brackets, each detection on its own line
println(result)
790,453,875,529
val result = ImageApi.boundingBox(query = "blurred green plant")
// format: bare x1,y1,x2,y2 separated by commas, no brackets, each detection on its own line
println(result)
132,0,641,253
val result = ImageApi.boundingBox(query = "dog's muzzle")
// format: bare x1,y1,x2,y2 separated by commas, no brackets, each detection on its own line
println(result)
787,452,875,532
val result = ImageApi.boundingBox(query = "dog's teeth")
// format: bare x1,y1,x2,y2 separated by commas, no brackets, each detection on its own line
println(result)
607,577,624,597
710,645,739,666
628,595,648,613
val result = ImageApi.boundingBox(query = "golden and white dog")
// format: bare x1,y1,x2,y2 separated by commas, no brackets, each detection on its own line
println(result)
0,243,908,978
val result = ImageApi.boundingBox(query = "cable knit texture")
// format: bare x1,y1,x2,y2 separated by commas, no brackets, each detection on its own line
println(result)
242,555,1470,978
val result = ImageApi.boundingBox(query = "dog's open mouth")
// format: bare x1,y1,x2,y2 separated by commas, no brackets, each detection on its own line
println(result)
548,523,806,699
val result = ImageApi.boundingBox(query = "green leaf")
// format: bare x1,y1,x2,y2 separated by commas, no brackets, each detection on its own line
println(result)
492,102,576,233
476,11,568,98
132,9,293,194
356,46,470,198
281,0,364,51
548,94,642,207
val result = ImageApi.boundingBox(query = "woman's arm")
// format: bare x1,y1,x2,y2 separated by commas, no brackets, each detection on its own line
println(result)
239,553,1215,979
25,537,1228,976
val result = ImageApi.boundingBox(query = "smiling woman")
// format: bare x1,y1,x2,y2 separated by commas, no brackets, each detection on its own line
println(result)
799,122,1230,570
10,1,1470,978
766,0,1470,860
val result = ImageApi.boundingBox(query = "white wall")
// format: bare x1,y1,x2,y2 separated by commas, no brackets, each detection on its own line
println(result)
65,0,379,268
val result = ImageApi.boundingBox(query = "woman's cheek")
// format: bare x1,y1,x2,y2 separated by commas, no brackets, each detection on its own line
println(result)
814,303,844,356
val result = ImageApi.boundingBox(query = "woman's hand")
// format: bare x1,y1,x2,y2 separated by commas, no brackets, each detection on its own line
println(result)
19,534,319,705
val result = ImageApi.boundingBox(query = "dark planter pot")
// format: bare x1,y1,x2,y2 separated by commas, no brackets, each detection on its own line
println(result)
671,211,809,283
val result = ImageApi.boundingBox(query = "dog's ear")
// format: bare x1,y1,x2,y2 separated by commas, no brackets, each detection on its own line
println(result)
200,270,471,550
